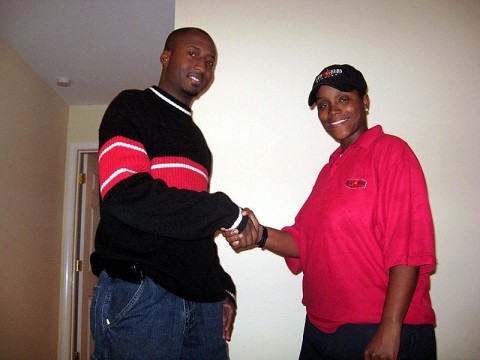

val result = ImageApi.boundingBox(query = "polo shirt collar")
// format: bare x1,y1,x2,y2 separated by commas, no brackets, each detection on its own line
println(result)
330,125,384,161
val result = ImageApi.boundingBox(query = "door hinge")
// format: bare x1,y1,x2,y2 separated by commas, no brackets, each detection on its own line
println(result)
78,172,86,184
73,351,80,360
75,260,83,272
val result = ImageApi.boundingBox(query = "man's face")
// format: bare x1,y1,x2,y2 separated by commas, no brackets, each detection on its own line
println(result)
159,31,217,105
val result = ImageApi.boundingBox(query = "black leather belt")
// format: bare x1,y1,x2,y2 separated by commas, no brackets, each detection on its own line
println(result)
91,253,146,284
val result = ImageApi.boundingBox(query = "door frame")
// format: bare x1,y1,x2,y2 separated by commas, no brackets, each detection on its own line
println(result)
58,142,97,360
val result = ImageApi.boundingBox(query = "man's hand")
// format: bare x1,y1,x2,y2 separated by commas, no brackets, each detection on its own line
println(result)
222,297,236,341
223,208,260,250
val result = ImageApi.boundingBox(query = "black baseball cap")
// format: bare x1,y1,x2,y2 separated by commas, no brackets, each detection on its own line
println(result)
307,64,368,106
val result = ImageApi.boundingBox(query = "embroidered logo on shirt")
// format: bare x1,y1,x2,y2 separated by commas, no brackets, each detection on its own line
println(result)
345,178,367,189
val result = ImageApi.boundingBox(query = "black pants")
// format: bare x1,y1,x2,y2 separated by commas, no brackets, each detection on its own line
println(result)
299,316,436,360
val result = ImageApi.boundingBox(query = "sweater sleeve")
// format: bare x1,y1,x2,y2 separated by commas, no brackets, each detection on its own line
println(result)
103,173,246,240
98,90,247,240
214,251,237,308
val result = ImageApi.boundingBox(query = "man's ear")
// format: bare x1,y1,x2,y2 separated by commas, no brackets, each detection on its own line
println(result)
160,51,170,66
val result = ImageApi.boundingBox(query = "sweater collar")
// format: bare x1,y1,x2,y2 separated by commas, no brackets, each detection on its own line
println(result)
149,86,192,116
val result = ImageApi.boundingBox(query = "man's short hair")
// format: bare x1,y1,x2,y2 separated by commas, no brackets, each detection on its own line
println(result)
163,27,214,52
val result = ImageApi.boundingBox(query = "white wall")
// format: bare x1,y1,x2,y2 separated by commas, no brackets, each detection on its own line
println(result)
176,0,480,359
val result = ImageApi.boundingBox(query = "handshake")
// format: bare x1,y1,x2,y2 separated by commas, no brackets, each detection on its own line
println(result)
222,208,267,251
222,209,298,257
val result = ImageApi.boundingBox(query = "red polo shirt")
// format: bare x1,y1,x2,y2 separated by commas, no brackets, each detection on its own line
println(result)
284,125,436,333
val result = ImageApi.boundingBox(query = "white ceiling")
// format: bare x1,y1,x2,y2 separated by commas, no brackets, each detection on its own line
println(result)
0,0,175,105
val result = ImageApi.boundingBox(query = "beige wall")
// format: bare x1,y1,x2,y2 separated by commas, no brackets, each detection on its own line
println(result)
67,105,106,144
176,0,480,359
0,37,68,359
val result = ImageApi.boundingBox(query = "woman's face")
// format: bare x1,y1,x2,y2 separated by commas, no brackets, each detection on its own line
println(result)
315,85,370,150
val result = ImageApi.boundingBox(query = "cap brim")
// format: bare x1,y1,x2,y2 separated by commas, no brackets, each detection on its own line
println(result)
307,81,357,106
308,86,319,106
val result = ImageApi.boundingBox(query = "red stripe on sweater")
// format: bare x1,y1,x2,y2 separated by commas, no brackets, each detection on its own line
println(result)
99,137,210,197
151,156,209,192
98,136,150,198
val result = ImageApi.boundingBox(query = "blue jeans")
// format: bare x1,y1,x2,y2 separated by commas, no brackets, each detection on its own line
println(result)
299,316,436,360
90,271,227,360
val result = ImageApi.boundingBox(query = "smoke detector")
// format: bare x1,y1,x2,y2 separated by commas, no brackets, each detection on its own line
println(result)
56,77,71,87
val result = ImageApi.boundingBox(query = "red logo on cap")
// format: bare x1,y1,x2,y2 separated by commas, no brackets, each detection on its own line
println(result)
315,68,343,83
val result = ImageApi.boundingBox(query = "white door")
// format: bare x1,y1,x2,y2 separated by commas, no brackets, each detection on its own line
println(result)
74,152,100,360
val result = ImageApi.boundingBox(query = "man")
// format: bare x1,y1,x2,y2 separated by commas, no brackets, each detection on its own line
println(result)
90,27,257,360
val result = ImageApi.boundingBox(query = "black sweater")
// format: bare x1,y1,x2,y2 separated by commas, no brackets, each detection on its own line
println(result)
92,86,245,303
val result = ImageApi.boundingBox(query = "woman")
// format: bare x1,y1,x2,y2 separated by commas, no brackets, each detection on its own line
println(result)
224,64,436,360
